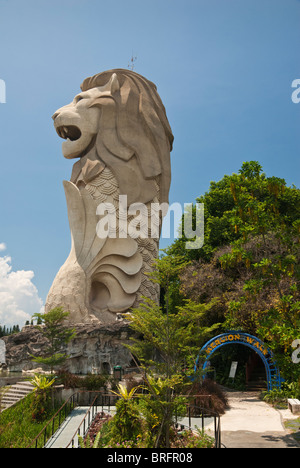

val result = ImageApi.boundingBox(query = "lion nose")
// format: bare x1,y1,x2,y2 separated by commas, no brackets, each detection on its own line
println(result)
52,111,59,121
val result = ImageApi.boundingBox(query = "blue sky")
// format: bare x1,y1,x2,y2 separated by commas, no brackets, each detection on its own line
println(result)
0,0,299,326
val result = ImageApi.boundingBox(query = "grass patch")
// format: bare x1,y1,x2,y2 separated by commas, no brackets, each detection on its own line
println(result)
284,417,300,443
0,394,64,448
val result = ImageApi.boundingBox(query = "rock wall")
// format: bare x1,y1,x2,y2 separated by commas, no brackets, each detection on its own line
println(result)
1,321,135,375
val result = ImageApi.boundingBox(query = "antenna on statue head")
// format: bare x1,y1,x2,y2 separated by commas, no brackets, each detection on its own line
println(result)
128,54,137,71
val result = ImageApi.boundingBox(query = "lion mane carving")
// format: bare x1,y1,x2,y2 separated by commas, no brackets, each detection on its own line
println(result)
45,69,173,324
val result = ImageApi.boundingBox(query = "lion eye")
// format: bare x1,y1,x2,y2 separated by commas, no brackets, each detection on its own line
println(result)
74,95,84,104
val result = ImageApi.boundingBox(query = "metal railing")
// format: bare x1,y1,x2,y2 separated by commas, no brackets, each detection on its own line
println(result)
27,391,222,449
177,404,221,449
66,393,222,449
26,393,78,448
66,393,118,448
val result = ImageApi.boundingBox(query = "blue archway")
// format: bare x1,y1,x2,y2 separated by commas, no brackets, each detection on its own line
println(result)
195,331,282,391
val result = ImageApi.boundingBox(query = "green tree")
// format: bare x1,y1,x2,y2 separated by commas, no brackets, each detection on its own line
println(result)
170,161,299,263
0,325,20,337
176,161,299,383
31,307,76,374
126,255,220,447
219,162,299,344
257,292,300,382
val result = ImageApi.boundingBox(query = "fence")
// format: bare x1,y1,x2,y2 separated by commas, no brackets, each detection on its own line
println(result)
27,391,221,449
26,393,78,448
65,392,221,449
175,404,221,448
66,393,118,448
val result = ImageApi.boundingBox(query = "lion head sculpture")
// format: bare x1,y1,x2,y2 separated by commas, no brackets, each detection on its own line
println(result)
53,69,173,205
46,69,173,324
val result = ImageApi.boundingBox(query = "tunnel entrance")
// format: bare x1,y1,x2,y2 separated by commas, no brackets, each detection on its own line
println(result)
195,331,282,391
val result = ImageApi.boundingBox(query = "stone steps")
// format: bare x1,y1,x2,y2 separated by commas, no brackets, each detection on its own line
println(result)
0,381,34,411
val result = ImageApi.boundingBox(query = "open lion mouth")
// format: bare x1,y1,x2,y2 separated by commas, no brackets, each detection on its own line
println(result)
56,125,82,141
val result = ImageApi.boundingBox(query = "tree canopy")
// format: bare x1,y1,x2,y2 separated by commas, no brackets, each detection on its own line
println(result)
167,161,300,382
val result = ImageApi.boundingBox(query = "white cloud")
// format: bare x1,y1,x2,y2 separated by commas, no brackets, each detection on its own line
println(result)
0,249,44,328
0,243,6,252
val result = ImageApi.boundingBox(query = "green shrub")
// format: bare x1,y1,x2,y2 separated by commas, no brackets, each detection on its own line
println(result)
57,371,110,391
263,381,300,405
108,398,143,446
81,374,108,391
172,428,215,448
30,375,56,422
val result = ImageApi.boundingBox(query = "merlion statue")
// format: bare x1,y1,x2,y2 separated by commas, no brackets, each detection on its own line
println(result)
45,69,173,324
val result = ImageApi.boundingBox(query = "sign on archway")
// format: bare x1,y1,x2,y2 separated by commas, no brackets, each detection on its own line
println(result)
195,331,282,391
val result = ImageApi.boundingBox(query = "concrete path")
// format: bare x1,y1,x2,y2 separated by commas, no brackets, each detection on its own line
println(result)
222,430,299,448
178,415,215,431
218,391,284,432
210,391,300,449
45,407,90,448
45,406,116,448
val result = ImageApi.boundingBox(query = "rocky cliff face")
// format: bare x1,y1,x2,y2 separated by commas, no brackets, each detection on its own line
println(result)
1,321,135,374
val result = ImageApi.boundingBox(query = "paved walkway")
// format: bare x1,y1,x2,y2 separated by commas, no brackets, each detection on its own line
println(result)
212,391,300,448
45,407,90,448
45,406,116,448
222,430,299,448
